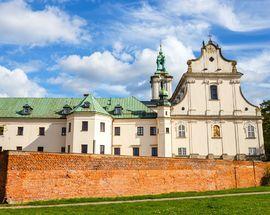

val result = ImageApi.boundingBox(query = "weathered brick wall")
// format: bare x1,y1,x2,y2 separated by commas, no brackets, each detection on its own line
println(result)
0,151,269,203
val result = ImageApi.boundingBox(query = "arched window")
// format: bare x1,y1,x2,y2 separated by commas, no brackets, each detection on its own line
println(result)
247,125,255,138
213,125,220,138
178,125,185,138
210,85,218,100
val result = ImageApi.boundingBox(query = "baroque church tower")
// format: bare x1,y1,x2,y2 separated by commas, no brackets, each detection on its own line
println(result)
150,45,173,100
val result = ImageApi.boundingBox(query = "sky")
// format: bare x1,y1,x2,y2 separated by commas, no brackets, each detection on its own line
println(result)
0,0,269,104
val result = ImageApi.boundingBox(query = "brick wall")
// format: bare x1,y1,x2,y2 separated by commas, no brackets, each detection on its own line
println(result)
0,151,269,203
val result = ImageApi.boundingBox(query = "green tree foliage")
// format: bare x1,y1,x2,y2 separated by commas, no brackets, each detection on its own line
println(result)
261,100,270,160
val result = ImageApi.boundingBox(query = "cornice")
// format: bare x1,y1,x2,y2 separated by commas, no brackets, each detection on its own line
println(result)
171,115,263,120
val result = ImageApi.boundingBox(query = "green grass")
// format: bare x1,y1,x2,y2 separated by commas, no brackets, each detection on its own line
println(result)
16,186,270,206
0,193,270,214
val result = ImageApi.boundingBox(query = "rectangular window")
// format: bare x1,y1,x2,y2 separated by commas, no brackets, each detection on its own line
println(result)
133,147,140,156
100,122,105,132
17,127,24,136
0,147,2,152
37,147,44,152
150,127,157,136
16,146,22,151
61,147,65,153
249,147,257,156
166,127,170,134
137,127,144,136
0,126,4,135
61,127,66,136
178,147,187,156
82,121,88,131
210,85,218,100
100,145,105,154
114,127,120,136
114,147,121,155
68,123,71,132
151,147,158,157
81,144,88,153
39,127,45,136
67,145,71,153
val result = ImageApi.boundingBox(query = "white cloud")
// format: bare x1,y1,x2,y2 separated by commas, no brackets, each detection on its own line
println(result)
50,36,194,99
0,65,47,97
0,0,89,45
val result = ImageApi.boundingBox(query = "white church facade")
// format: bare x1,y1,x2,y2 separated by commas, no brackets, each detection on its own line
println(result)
0,40,265,160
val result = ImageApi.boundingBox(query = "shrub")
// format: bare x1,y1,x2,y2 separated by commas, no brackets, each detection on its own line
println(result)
261,167,270,186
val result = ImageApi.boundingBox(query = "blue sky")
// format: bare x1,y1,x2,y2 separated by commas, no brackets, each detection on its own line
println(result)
0,0,269,104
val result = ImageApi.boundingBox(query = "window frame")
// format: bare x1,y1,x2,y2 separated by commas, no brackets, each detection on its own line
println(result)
100,145,105,154
247,125,255,139
100,122,105,132
137,127,144,136
82,121,88,131
178,125,186,138
150,127,157,136
166,127,170,134
178,147,187,156
17,127,24,136
37,146,44,152
81,144,88,154
133,147,140,156
114,127,120,136
61,147,65,153
151,147,158,157
114,147,121,155
68,122,71,133
0,126,4,136
16,146,22,151
39,127,45,136
210,85,218,100
61,127,67,136
248,147,257,156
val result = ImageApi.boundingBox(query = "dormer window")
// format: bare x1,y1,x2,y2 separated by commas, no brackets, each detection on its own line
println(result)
62,104,72,115
114,104,122,115
22,104,33,115
82,101,90,108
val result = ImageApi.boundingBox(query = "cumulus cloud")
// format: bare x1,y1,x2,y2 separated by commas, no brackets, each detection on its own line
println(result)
50,36,194,99
0,65,46,97
0,0,89,45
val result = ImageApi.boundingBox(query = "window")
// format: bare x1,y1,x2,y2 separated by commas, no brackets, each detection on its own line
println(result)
100,145,105,154
82,121,88,131
61,147,65,153
114,127,120,136
210,85,218,100
0,126,3,135
137,127,144,136
37,147,44,152
0,147,2,152
100,122,105,132
17,127,24,136
39,127,45,136
213,125,221,138
67,145,71,153
61,127,66,136
247,125,255,138
166,127,170,134
16,146,22,151
133,147,140,156
114,147,121,155
178,147,187,156
178,125,186,138
68,123,71,132
150,127,157,136
249,147,257,156
114,105,122,115
151,147,158,157
81,144,88,153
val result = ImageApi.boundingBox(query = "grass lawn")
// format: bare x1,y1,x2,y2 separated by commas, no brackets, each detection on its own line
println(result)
0,187,269,214
0,193,269,215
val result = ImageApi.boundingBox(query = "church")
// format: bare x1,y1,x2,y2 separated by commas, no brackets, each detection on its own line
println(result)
0,39,265,160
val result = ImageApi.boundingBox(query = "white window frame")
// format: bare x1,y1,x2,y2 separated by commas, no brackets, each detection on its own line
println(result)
248,147,257,156
247,125,255,138
178,125,186,138
178,147,187,156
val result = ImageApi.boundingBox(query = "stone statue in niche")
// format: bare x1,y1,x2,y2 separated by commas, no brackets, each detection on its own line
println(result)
213,125,221,138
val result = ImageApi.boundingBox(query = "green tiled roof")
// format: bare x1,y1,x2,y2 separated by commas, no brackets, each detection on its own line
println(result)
0,95,156,119
96,96,157,119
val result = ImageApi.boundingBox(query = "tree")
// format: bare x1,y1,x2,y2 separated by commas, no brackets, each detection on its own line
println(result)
260,100,270,160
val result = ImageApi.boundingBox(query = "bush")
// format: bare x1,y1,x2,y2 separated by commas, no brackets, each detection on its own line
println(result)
261,167,270,186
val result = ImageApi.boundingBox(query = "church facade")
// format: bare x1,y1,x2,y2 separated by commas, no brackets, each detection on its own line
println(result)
0,40,265,160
